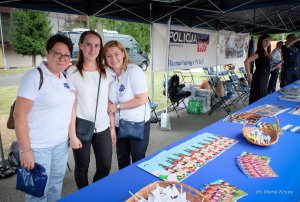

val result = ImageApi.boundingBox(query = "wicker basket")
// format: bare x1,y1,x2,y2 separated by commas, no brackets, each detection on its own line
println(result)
126,181,209,202
242,109,280,146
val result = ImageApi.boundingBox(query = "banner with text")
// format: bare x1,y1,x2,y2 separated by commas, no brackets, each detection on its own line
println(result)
152,23,249,71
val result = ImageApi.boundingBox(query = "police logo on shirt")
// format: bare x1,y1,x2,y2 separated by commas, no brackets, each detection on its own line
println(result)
64,83,70,89
119,84,125,92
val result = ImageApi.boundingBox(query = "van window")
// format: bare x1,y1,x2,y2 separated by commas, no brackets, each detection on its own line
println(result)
68,33,81,45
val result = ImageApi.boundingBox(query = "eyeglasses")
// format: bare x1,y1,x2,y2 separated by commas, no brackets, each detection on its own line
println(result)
49,50,71,61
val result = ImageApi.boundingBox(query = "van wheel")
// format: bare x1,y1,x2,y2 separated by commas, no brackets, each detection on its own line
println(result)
140,62,148,71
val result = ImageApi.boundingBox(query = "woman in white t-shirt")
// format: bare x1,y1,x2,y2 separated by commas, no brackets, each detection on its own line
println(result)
14,34,75,201
104,40,151,169
66,31,116,189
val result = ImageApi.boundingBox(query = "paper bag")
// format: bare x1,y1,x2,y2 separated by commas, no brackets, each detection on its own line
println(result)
160,112,171,131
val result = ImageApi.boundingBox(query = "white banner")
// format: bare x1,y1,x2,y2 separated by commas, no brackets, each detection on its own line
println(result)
218,30,249,65
152,23,249,72
152,23,168,72
168,25,218,70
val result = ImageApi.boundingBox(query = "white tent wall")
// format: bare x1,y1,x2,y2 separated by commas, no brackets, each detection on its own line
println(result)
152,23,250,72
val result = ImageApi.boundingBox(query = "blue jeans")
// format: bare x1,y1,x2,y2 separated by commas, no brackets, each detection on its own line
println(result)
282,68,300,87
25,141,68,202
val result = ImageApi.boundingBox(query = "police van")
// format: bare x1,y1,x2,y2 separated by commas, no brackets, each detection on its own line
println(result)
60,30,149,71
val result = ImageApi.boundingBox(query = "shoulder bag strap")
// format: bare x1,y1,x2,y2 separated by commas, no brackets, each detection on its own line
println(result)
93,73,101,132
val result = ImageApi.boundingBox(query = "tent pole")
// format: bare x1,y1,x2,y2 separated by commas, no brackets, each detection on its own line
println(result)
150,3,154,102
165,16,172,113
0,14,7,70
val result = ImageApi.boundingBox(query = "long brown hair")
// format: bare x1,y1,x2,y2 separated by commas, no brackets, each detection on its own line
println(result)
76,31,106,77
103,40,130,70
256,34,271,58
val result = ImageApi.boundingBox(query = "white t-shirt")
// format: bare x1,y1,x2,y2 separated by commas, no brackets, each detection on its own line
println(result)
272,48,282,61
17,62,75,148
66,66,112,132
109,64,150,126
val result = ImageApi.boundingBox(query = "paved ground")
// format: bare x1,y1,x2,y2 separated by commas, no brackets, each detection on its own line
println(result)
0,100,244,202
0,74,23,87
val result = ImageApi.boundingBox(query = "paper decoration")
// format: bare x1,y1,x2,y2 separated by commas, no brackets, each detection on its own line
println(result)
138,133,238,182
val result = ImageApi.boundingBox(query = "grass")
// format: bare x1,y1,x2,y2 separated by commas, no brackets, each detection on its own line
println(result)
0,67,34,76
146,70,206,110
0,86,18,115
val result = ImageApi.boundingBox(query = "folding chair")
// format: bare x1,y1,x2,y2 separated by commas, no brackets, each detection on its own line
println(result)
163,74,191,118
228,73,250,106
173,69,195,84
203,67,229,82
148,97,160,125
238,67,250,85
208,79,233,115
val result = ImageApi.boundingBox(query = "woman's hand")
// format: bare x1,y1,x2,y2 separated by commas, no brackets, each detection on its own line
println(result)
69,136,82,149
108,102,118,114
21,150,35,170
110,127,117,146
248,74,253,84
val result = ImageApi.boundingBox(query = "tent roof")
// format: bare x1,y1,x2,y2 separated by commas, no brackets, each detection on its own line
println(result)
1,0,300,34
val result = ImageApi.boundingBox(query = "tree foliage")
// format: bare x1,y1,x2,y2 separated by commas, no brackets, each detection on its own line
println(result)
102,19,150,52
10,9,52,66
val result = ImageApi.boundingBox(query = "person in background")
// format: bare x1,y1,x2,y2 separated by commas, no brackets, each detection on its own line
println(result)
66,31,116,189
280,34,300,88
104,40,151,169
267,41,283,93
14,34,75,202
244,34,271,104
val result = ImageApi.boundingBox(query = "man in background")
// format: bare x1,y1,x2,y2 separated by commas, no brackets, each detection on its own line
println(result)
267,41,283,93
280,34,300,88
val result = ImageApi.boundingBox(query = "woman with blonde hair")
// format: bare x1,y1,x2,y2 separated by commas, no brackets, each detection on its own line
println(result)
104,40,151,169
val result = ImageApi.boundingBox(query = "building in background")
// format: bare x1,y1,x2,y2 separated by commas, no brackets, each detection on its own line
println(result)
0,7,88,68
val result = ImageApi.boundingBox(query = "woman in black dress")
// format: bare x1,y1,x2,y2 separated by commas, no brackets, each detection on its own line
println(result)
244,34,271,104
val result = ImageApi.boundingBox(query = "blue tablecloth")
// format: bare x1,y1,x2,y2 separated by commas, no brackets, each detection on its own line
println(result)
59,84,300,202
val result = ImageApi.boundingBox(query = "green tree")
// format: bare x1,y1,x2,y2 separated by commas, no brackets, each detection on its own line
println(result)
102,19,150,52
10,9,52,66
88,16,98,31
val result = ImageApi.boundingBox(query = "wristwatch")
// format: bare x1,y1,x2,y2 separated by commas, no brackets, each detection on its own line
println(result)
116,104,121,110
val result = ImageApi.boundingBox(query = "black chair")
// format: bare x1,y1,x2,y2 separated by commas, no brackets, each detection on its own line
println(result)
228,73,250,106
148,97,160,125
208,79,233,115
163,74,191,118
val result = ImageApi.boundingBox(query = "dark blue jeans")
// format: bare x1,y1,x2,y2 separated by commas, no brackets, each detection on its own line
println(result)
282,68,300,87
73,128,112,189
116,120,150,169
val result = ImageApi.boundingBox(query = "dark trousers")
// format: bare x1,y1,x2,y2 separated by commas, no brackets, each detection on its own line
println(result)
73,128,112,189
281,68,300,87
267,68,279,93
116,120,150,170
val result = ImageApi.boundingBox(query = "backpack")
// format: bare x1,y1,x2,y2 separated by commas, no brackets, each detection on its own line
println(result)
168,74,180,97
6,67,43,129
8,141,19,167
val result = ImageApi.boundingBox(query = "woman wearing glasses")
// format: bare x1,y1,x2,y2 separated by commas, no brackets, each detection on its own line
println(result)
66,31,116,189
14,34,75,201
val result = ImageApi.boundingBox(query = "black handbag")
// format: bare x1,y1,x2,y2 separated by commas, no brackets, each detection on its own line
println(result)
75,74,101,143
16,162,48,198
118,119,145,140
75,117,95,143
118,105,146,140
